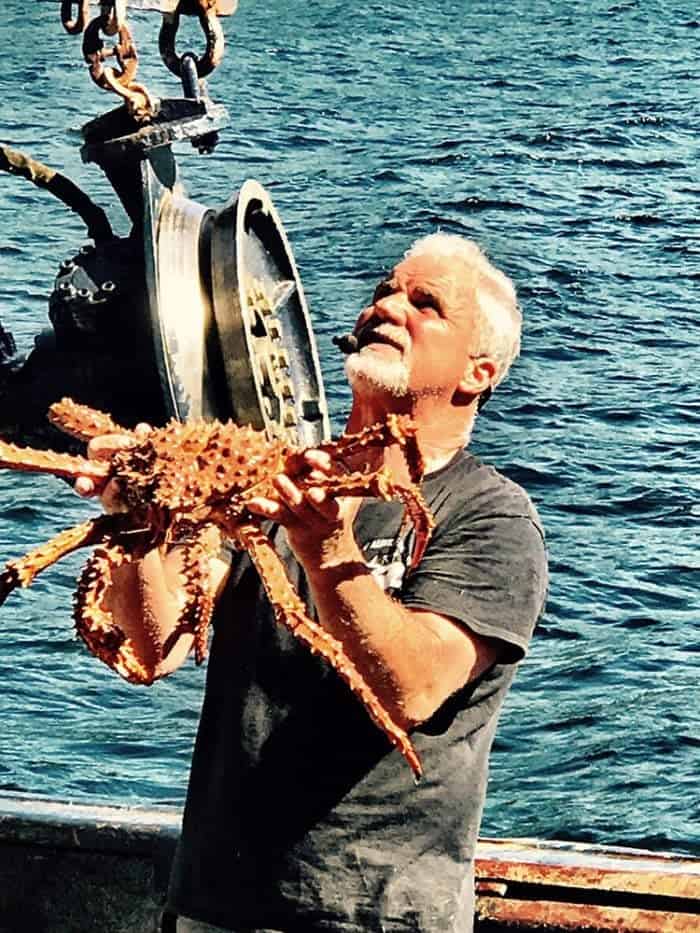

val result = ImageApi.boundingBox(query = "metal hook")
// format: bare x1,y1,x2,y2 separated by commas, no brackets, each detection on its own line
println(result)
159,0,225,79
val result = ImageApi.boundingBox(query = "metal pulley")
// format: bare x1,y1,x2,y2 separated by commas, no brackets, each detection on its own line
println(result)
209,181,330,446
54,0,328,447
1,1,331,452
143,162,330,446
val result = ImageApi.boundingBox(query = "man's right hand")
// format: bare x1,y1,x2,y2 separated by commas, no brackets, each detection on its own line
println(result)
74,423,151,512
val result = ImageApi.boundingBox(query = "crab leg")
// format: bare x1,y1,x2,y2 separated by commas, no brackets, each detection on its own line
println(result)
385,413,426,485
234,521,423,779
390,485,435,569
317,414,425,485
0,514,118,606
74,543,153,685
161,526,216,665
0,440,109,481
49,398,126,442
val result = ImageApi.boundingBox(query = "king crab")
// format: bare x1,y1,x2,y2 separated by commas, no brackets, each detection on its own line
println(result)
0,399,435,778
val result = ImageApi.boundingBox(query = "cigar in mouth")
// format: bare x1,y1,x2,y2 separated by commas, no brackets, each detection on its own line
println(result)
332,333,359,354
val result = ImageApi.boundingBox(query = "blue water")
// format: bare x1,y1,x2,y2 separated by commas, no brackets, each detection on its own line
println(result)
0,1,698,856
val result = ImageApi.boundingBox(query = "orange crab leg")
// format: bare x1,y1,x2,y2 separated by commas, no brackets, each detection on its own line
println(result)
74,543,153,685
161,526,216,665
0,514,118,606
234,521,423,779
0,440,109,481
49,398,126,442
316,414,425,485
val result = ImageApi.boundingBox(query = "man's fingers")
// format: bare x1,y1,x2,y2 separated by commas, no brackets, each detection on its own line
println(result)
274,475,337,518
87,433,137,461
74,474,115,506
272,476,342,522
303,450,332,472
246,496,285,520
74,476,95,497
306,486,341,520
247,479,341,525
273,474,304,509
75,427,148,506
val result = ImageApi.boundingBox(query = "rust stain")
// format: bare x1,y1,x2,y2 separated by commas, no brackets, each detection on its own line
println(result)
475,880,508,897
474,857,700,898
476,897,700,932
474,838,700,901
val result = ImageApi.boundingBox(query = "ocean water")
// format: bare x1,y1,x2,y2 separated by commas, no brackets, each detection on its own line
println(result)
0,0,698,856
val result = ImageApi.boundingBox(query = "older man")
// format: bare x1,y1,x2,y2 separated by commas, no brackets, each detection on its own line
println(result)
81,232,547,932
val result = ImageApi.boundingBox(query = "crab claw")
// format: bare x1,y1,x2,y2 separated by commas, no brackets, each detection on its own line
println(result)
0,567,19,607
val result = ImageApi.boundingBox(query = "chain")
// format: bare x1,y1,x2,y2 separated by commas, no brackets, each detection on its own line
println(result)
82,9,157,121
59,0,230,123
0,144,114,244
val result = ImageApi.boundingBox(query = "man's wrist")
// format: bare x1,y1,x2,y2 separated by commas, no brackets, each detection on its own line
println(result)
304,534,365,573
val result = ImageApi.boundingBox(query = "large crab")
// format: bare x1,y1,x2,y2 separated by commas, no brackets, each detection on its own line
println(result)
0,399,434,778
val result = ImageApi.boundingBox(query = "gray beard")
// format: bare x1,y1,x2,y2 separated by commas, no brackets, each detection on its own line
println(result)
345,352,410,397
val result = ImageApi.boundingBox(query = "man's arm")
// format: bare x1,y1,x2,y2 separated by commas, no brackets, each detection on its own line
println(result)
247,457,503,728
303,560,502,727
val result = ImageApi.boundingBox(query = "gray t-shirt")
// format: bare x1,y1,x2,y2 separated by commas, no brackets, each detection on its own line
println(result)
167,450,548,932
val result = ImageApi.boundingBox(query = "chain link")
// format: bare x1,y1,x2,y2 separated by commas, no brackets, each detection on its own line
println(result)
82,12,157,121
61,0,90,34
101,0,128,36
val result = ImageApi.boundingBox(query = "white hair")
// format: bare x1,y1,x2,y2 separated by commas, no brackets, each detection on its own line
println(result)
405,232,522,387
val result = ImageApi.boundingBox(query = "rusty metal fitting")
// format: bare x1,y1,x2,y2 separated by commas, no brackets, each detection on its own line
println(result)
61,0,90,35
101,74,157,121
159,0,224,79
83,16,139,90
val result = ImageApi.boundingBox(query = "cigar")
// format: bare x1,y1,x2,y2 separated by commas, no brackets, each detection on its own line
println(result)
332,333,359,354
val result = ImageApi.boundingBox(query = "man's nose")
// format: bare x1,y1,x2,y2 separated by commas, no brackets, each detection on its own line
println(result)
373,292,408,325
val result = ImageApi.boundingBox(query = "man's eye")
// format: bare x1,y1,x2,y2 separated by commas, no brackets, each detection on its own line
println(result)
413,294,438,312
372,282,393,302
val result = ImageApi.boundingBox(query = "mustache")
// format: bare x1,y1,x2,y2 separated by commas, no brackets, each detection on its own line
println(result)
355,323,410,353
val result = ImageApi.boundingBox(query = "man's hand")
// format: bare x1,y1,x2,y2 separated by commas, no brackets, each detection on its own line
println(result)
246,450,363,570
74,423,151,513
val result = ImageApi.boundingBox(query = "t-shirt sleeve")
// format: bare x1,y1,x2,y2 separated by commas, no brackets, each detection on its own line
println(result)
400,507,548,663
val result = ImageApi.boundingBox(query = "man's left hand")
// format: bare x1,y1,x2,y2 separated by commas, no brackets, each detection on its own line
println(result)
246,451,363,570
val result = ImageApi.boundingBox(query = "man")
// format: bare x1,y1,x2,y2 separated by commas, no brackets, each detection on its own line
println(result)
79,232,547,932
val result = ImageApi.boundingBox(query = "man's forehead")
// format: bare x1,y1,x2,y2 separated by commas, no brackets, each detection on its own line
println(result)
389,253,471,292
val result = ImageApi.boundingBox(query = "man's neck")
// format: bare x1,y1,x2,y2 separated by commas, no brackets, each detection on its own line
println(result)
345,393,476,477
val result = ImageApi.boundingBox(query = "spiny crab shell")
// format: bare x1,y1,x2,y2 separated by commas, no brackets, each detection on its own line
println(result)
0,399,435,778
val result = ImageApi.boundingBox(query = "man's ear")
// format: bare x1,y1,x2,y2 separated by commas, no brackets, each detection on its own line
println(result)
455,355,497,402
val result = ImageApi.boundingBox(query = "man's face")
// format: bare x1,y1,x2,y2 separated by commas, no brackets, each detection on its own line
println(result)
345,252,481,401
